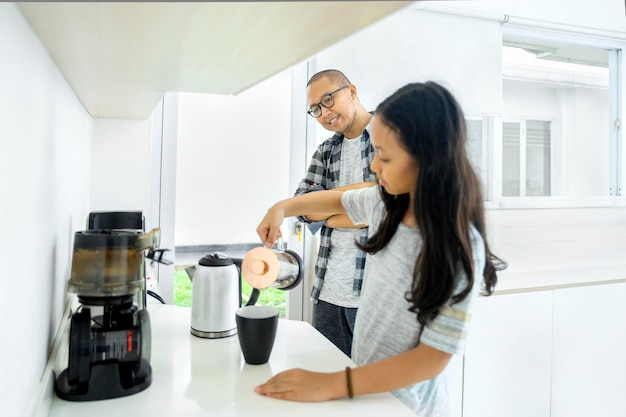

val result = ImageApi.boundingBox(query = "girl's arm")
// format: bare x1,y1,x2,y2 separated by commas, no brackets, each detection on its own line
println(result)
325,214,367,229
254,343,451,401
303,182,376,224
257,190,345,247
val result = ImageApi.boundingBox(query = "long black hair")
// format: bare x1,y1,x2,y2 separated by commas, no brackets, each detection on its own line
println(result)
358,81,504,326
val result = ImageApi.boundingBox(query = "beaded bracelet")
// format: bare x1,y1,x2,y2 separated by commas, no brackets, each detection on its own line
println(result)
345,366,354,399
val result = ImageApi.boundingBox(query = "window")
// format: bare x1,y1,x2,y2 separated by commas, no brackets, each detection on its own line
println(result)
466,118,484,177
466,117,490,198
502,119,552,197
496,29,622,204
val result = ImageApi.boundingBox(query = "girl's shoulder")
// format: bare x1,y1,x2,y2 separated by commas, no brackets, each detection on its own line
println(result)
342,185,384,224
344,183,381,201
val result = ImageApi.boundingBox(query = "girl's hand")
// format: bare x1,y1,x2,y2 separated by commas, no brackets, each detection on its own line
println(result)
254,368,344,402
256,204,286,248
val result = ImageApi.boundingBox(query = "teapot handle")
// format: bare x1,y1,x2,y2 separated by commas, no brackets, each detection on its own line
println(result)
232,260,243,308
246,288,260,306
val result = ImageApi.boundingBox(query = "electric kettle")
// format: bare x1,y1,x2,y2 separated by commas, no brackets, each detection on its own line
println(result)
186,253,241,339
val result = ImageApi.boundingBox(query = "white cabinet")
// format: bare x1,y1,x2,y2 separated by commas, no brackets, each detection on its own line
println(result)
551,283,626,417
446,354,464,417
462,291,554,417
459,282,626,417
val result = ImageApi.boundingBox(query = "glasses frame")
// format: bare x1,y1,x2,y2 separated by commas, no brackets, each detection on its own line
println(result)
307,85,350,118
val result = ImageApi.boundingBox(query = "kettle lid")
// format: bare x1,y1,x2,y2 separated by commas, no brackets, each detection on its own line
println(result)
199,252,234,267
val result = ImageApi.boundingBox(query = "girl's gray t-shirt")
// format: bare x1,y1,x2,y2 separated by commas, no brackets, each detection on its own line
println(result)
341,185,485,417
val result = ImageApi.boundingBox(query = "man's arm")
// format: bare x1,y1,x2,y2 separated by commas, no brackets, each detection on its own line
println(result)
294,146,327,198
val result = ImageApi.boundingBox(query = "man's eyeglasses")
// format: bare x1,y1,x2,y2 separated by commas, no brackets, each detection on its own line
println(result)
307,85,350,118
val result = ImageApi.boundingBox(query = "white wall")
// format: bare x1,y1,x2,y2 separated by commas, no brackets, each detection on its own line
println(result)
0,4,92,417
432,0,625,33
174,69,293,246
488,207,626,278
504,0,625,31
90,118,153,213
314,8,503,119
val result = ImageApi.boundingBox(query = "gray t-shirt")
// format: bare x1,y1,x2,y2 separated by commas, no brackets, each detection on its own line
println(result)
342,185,485,417
319,136,364,308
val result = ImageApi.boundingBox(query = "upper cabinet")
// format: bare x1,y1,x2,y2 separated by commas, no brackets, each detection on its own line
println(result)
18,2,412,119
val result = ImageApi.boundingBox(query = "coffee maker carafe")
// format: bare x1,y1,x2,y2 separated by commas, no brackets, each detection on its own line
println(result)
86,211,172,308
55,228,165,401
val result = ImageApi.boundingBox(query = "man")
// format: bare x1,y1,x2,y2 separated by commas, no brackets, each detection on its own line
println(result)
294,69,377,356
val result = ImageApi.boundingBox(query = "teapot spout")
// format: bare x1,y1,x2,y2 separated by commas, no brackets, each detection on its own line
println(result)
185,265,196,281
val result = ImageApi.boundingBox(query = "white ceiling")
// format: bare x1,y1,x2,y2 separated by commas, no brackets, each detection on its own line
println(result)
18,2,413,119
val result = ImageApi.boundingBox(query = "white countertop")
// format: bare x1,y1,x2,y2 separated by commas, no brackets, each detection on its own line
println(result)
49,304,415,416
493,264,626,294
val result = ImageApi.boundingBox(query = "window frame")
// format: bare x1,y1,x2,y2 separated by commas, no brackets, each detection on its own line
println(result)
492,25,625,209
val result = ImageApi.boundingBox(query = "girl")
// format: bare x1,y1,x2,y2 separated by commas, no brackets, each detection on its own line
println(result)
255,81,503,416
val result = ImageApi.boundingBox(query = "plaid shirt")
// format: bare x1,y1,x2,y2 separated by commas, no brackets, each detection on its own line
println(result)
294,129,377,303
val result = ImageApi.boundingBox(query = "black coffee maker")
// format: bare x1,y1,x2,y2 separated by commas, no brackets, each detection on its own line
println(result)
55,226,165,401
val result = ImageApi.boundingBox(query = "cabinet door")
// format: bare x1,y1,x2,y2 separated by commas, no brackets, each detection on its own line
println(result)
463,291,553,417
445,354,463,417
551,282,626,417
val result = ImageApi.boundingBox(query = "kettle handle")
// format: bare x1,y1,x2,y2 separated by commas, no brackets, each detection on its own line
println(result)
246,288,260,306
231,258,244,307
235,256,260,306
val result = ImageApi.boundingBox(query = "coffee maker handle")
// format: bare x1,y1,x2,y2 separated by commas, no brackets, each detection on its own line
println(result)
146,248,173,265
136,228,161,251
